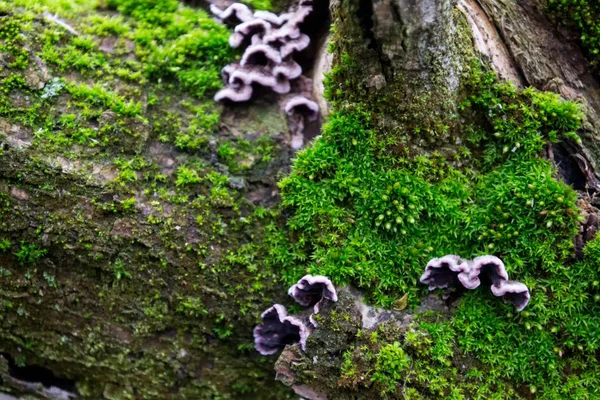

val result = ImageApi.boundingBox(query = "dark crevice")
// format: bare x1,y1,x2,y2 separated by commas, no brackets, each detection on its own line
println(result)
552,142,588,192
297,0,332,75
356,0,392,81
2,353,77,394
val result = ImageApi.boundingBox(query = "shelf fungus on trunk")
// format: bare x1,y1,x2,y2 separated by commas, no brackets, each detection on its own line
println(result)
288,274,338,327
253,304,311,355
209,3,254,25
421,255,530,311
212,0,320,149
284,96,319,149
491,281,530,312
468,255,510,288
420,255,470,290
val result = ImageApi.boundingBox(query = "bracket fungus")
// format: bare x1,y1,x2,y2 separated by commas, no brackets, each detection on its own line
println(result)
212,0,320,149
210,3,254,25
253,276,340,353
289,274,338,328
253,304,310,355
284,95,319,149
421,255,530,311
288,274,338,307
490,281,530,312
420,255,470,290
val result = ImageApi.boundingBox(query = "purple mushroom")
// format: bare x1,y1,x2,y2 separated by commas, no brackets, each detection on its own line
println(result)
254,10,292,26
253,304,310,355
284,95,319,121
210,3,254,25
288,275,338,307
420,255,470,290
241,43,282,66
214,84,253,102
469,255,509,289
491,280,530,311
280,34,311,58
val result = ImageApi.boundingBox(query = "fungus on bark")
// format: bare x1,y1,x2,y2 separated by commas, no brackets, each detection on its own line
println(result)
420,255,470,290
284,96,319,149
212,0,320,149
491,281,530,311
241,43,282,66
253,304,310,355
210,3,254,25
213,84,253,102
288,275,338,307
254,10,291,26
280,34,311,58
289,275,338,328
469,255,509,288
421,255,530,311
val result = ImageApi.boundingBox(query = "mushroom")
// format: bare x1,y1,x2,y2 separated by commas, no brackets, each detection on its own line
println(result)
240,43,282,66
236,18,272,37
420,255,470,290
284,95,319,121
214,84,253,102
289,275,338,328
280,33,310,58
491,280,530,311
210,3,254,25
254,10,292,26
284,95,319,148
221,64,237,84
253,304,310,355
469,255,509,289
288,275,338,307
229,67,277,87
273,59,303,80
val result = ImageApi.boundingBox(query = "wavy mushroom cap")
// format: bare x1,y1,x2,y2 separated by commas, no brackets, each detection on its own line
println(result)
241,44,282,66
210,3,254,25
288,275,338,307
490,281,530,311
254,10,291,26
420,255,470,290
253,304,310,355
470,255,509,288
214,84,253,102
280,33,311,58
229,68,277,88
221,64,237,84
235,18,272,38
273,59,303,80
284,96,319,121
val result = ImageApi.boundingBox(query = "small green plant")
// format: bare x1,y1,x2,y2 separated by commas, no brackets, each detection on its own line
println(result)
15,242,47,265
371,342,412,394
0,239,11,252
175,166,202,186
113,259,131,280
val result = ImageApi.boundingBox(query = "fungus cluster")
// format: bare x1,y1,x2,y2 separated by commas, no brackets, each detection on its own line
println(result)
420,255,530,311
254,275,337,355
211,1,319,149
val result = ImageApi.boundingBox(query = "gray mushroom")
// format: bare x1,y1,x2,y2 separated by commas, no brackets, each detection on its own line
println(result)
253,304,310,355
420,255,470,290
491,280,530,311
